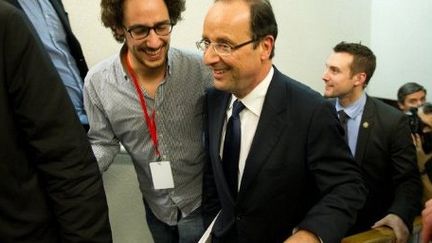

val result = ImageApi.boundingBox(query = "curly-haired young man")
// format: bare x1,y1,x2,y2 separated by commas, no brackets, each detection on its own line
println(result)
84,0,212,242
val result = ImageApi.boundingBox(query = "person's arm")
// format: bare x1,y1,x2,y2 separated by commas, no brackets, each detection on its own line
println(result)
297,100,368,243
202,153,221,227
372,214,409,243
201,91,221,227
370,114,422,243
284,230,320,243
425,158,432,184
5,7,112,242
387,115,422,232
83,74,120,172
412,133,432,201
414,134,432,181
422,199,432,243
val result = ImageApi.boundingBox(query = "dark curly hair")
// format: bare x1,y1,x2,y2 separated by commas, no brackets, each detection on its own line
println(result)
101,0,186,43
333,41,376,86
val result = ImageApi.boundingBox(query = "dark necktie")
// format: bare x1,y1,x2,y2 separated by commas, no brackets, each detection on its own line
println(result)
338,110,350,142
222,100,245,198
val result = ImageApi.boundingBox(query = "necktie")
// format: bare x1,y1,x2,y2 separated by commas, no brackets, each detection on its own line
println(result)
222,100,245,198
338,110,350,142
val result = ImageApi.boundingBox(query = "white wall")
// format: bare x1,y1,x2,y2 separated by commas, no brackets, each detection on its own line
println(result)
63,0,121,65
369,0,432,101
63,0,432,101
272,0,371,93
63,0,375,96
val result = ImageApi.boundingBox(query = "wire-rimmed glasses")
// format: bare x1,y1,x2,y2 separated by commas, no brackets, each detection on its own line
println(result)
196,39,256,56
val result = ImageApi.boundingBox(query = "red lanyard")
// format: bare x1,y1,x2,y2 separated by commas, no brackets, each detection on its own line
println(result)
125,53,160,157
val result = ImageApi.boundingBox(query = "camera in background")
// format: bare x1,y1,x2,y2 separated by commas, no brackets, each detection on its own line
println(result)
407,107,432,154
407,108,424,135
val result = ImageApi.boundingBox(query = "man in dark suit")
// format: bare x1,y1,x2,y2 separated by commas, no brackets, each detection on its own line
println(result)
0,2,112,242
4,0,90,131
198,1,367,242
322,41,422,243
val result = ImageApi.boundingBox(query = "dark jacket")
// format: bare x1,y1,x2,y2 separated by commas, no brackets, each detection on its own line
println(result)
203,67,367,243
349,96,422,234
0,2,112,242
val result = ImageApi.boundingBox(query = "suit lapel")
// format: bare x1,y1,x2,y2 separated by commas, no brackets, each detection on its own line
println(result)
208,91,237,201
238,69,287,199
208,91,228,161
49,0,72,34
208,91,239,236
355,96,374,164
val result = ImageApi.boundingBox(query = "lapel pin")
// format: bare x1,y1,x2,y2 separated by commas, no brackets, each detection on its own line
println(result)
363,122,369,128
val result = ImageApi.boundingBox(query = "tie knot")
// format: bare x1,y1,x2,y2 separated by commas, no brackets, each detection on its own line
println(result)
232,100,245,117
338,110,350,124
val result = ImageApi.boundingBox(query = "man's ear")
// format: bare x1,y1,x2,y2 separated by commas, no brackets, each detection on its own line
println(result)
398,102,405,111
354,72,367,87
260,35,274,60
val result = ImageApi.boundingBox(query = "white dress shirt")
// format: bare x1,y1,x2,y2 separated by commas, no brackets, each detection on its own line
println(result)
220,67,274,190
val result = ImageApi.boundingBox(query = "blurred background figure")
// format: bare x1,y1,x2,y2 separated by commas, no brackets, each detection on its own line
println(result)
4,0,90,131
397,82,431,204
415,103,432,203
0,1,112,242
397,82,427,113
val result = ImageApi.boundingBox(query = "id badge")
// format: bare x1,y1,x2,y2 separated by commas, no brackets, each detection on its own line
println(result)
149,161,175,189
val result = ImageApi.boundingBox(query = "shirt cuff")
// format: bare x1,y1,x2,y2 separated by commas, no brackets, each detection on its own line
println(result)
292,227,324,243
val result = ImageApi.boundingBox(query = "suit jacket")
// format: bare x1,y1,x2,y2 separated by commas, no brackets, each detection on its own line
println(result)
348,95,422,234
0,2,111,242
203,67,367,243
4,0,88,80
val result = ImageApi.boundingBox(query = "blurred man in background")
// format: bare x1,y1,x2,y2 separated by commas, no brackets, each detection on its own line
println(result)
397,82,427,113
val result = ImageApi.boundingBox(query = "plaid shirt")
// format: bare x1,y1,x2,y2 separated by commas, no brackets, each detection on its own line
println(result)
84,46,212,225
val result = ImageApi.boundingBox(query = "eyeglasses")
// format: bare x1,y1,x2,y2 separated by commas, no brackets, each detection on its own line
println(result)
124,23,173,40
196,39,256,56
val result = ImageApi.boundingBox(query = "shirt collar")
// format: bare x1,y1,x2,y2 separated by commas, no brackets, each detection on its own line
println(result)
336,92,367,119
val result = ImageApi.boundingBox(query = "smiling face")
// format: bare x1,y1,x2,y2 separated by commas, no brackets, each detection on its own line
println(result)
201,0,273,98
322,52,366,106
121,0,171,73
